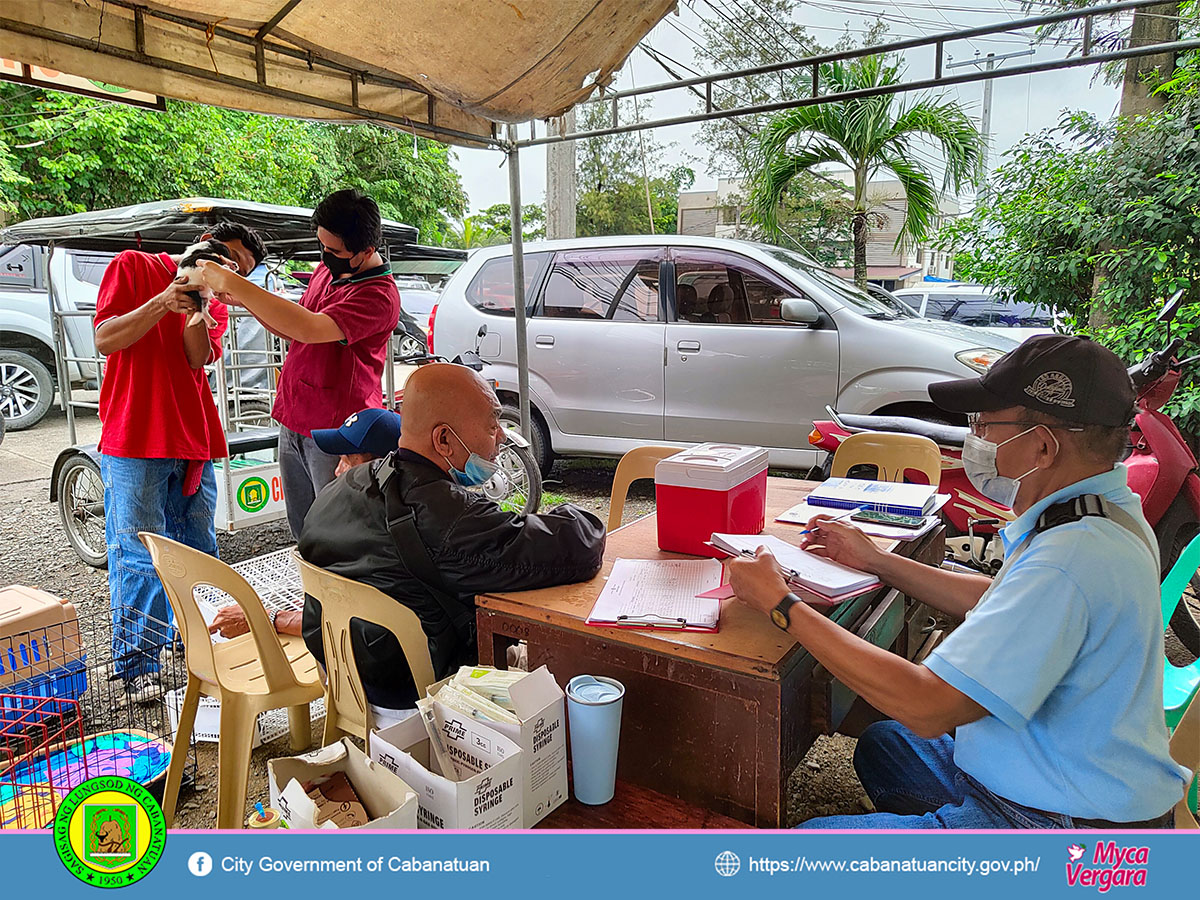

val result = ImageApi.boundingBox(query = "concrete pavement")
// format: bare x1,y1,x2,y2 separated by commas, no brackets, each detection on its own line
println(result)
1,404,101,490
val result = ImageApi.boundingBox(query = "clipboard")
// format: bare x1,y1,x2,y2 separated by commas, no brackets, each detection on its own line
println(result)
585,611,720,633
584,558,724,632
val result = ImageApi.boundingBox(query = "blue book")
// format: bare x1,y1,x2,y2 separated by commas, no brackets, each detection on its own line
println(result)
806,478,938,517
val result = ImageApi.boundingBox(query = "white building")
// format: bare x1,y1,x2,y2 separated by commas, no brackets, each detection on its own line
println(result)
676,175,958,290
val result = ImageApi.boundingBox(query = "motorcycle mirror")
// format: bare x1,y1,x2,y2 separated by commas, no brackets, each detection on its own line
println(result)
1157,289,1186,323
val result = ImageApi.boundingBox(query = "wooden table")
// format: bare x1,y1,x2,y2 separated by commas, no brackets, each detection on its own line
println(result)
540,778,751,829
476,477,944,828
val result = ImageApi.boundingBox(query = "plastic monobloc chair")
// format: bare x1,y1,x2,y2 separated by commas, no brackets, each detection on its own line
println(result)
295,553,436,746
831,431,943,487
1159,532,1200,732
1169,692,1200,828
140,533,323,829
607,445,679,532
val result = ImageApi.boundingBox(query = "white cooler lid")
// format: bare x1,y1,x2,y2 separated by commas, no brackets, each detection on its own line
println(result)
654,443,769,491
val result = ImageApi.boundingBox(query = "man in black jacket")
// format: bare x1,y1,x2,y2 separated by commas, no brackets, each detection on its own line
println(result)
211,363,605,719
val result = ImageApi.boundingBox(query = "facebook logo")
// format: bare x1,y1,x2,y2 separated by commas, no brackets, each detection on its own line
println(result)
188,852,213,877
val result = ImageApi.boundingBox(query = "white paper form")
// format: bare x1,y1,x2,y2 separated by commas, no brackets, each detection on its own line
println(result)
586,558,725,628
710,534,878,595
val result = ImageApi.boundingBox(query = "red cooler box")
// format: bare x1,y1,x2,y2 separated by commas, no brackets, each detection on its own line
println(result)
655,444,769,556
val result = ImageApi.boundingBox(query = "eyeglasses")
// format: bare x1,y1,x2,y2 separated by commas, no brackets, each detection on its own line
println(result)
966,413,1083,437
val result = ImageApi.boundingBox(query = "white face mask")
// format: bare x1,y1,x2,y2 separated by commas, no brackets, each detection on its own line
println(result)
961,425,1058,507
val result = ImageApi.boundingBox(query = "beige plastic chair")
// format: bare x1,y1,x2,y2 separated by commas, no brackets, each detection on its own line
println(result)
139,533,323,829
1170,692,1200,829
295,554,436,745
608,445,679,532
831,431,943,488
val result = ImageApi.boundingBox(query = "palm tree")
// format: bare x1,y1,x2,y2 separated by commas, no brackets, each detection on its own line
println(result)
749,54,983,287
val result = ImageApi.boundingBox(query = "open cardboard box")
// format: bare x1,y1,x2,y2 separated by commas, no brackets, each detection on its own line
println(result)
427,665,567,827
268,738,418,830
371,712,523,829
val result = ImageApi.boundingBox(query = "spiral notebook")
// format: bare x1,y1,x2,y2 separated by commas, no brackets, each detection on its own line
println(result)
805,477,939,517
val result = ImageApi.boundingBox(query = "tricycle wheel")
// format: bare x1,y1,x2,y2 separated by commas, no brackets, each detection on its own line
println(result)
58,453,108,568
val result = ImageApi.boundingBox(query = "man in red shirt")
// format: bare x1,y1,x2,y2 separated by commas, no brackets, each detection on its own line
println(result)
200,190,400,537
94,223,265,702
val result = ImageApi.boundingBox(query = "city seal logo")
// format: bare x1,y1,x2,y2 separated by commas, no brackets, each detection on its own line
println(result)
54,776,165,888
237,476,271,513
1024,371,1076,408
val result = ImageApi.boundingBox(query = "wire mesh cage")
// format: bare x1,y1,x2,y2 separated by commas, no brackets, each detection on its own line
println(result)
0,601,193,830
0,696,87,829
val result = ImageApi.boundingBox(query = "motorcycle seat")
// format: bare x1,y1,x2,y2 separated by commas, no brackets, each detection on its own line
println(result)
834,412,969,447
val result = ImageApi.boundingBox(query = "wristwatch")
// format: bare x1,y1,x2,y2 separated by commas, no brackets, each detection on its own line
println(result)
770,593,799,632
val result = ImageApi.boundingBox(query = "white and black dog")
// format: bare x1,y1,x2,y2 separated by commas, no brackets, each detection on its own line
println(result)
175,238,236,328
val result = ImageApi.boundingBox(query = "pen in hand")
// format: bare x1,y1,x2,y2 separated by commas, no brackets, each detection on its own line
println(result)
796,505,866,536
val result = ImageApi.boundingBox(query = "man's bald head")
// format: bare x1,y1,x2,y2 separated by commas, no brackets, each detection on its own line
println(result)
399,363,504,474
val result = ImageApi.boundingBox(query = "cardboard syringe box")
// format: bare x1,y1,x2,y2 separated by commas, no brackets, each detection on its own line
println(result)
370,711,523,829
268,738,418,830
427,665,567,827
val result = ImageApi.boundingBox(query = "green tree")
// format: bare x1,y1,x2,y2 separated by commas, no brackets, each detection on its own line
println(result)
748,54,983,286
573,99,694,236
936,97,1200,431
312,124,466,244
0,86,466,240
474,202,545,241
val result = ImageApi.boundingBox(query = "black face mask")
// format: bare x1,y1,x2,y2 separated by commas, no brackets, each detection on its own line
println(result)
321,248,358,276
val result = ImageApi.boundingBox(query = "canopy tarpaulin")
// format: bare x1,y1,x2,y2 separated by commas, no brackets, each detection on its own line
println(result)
0,0,676,147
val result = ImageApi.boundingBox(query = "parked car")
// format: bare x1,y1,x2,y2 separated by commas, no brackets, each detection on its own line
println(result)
431,236,1018,473
0,243,106,429
891,283,1058,343
397,287,440,358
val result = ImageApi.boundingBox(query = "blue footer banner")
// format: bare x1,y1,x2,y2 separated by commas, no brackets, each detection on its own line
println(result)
1,829,1194,898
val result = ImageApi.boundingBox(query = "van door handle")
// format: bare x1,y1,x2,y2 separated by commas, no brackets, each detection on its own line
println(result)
535,335,555,347
677,340,701,353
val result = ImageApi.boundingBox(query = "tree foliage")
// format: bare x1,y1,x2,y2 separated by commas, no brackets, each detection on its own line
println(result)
748,54,983,285
0,86,467,242
573,99,694,236
937,96,1200,431
445,203,545,249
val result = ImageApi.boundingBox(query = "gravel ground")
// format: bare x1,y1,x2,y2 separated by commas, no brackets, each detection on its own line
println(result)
2,423,1196,829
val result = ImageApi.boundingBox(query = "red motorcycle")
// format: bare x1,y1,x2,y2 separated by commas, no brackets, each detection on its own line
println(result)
810,292,1200,655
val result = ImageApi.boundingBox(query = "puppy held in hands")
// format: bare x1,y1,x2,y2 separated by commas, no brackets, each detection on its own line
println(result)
175,239,236,328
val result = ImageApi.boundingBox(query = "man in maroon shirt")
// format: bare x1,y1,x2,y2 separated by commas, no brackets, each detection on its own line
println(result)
200,190,400,537
94,222,265,702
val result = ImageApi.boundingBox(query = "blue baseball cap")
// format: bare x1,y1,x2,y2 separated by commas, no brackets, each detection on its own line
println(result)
311,408,402,457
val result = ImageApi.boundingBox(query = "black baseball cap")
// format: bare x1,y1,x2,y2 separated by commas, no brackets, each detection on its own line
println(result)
312,408,402,456
928,334,1137,427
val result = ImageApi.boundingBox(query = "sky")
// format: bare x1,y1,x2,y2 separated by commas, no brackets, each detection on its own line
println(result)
451,0,1123,215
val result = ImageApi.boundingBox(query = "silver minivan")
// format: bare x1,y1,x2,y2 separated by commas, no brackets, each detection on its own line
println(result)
432,236,1017,472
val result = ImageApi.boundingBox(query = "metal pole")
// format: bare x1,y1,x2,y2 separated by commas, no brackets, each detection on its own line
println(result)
506,124,532,442
980,54,995,204
948,48,1032,205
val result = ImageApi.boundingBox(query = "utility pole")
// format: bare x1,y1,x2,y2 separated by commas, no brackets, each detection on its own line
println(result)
947,48,1033,205
545,108,576,239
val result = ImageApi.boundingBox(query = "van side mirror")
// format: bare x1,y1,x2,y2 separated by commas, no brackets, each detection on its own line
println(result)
780,298,822,326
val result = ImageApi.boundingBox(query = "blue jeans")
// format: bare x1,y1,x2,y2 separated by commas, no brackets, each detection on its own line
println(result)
799,721,1074,829
100,455,218,681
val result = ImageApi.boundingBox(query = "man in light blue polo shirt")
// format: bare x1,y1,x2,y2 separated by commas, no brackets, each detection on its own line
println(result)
729,334,1189,828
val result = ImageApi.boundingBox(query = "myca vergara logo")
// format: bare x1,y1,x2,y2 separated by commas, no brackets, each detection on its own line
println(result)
1065,841,1149,892
53,776,166,888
